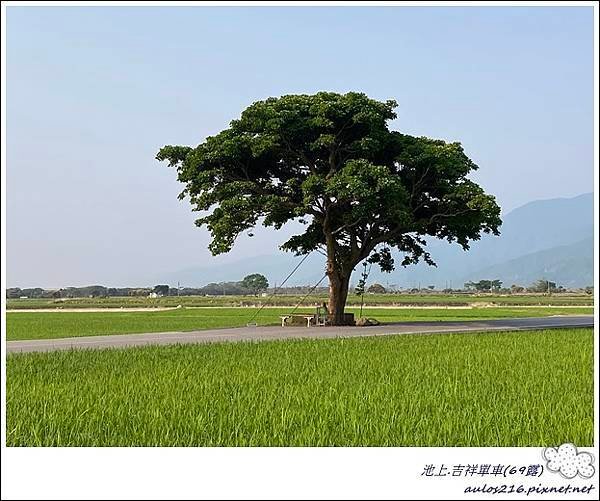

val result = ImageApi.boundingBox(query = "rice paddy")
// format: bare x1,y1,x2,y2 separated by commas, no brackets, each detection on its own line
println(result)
6,328,593,447
6,292,594,310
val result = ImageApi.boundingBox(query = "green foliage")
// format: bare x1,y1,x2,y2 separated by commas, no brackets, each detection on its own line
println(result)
529,279,560,293
156,92,502,278
354,261,371,296
152,285,170,296
241,273,269,295
464,279,503,292
367,283,387,294
7,329,593,446
354,280,365,297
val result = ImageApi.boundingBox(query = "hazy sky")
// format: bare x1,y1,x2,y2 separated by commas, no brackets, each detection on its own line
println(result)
6,6,594,287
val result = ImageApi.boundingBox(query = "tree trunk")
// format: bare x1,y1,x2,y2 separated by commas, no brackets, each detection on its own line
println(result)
327,269,350,326
323,221,353,325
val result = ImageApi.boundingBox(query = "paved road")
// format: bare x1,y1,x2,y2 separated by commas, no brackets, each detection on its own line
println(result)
6,315,593,354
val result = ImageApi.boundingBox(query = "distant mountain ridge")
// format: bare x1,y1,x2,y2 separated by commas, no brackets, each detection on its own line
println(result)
461,237,593,288
159,193,594,288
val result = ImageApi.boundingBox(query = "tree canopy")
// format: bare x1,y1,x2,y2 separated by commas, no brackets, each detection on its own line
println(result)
157,92,501,323
241,273,269,296
529,279,560,293
367,283,387,294
464,279,503,292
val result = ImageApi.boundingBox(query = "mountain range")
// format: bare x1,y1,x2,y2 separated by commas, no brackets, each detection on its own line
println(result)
158,193,594,289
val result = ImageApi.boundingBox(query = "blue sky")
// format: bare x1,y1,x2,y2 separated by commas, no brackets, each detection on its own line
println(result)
6,6,594,287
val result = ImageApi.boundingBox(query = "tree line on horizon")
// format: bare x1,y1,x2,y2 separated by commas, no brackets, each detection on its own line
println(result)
6,277,592,299
6,274,271,299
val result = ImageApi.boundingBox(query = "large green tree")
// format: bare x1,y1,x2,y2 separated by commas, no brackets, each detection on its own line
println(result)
157,92,501,324
241,273,269,296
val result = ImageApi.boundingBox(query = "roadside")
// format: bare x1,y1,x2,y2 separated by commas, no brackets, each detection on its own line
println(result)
6,315,594,353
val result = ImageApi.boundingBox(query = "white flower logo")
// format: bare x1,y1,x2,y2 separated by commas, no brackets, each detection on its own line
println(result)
543,443,595,479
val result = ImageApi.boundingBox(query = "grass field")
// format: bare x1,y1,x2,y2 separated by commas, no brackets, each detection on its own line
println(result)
6,292,594,309
6,328,593,447
5,306,593,341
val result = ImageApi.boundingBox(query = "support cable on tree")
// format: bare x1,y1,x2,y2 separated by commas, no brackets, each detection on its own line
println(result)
245,252,314,326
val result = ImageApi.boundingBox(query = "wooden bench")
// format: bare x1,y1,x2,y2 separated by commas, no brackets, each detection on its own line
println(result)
280,314,316,327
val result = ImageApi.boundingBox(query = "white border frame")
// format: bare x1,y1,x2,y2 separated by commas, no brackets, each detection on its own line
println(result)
1,1,597,499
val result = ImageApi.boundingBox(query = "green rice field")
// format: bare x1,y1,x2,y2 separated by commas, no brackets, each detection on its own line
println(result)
6,306,593,341
6,328,593,447
6,292,594,310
